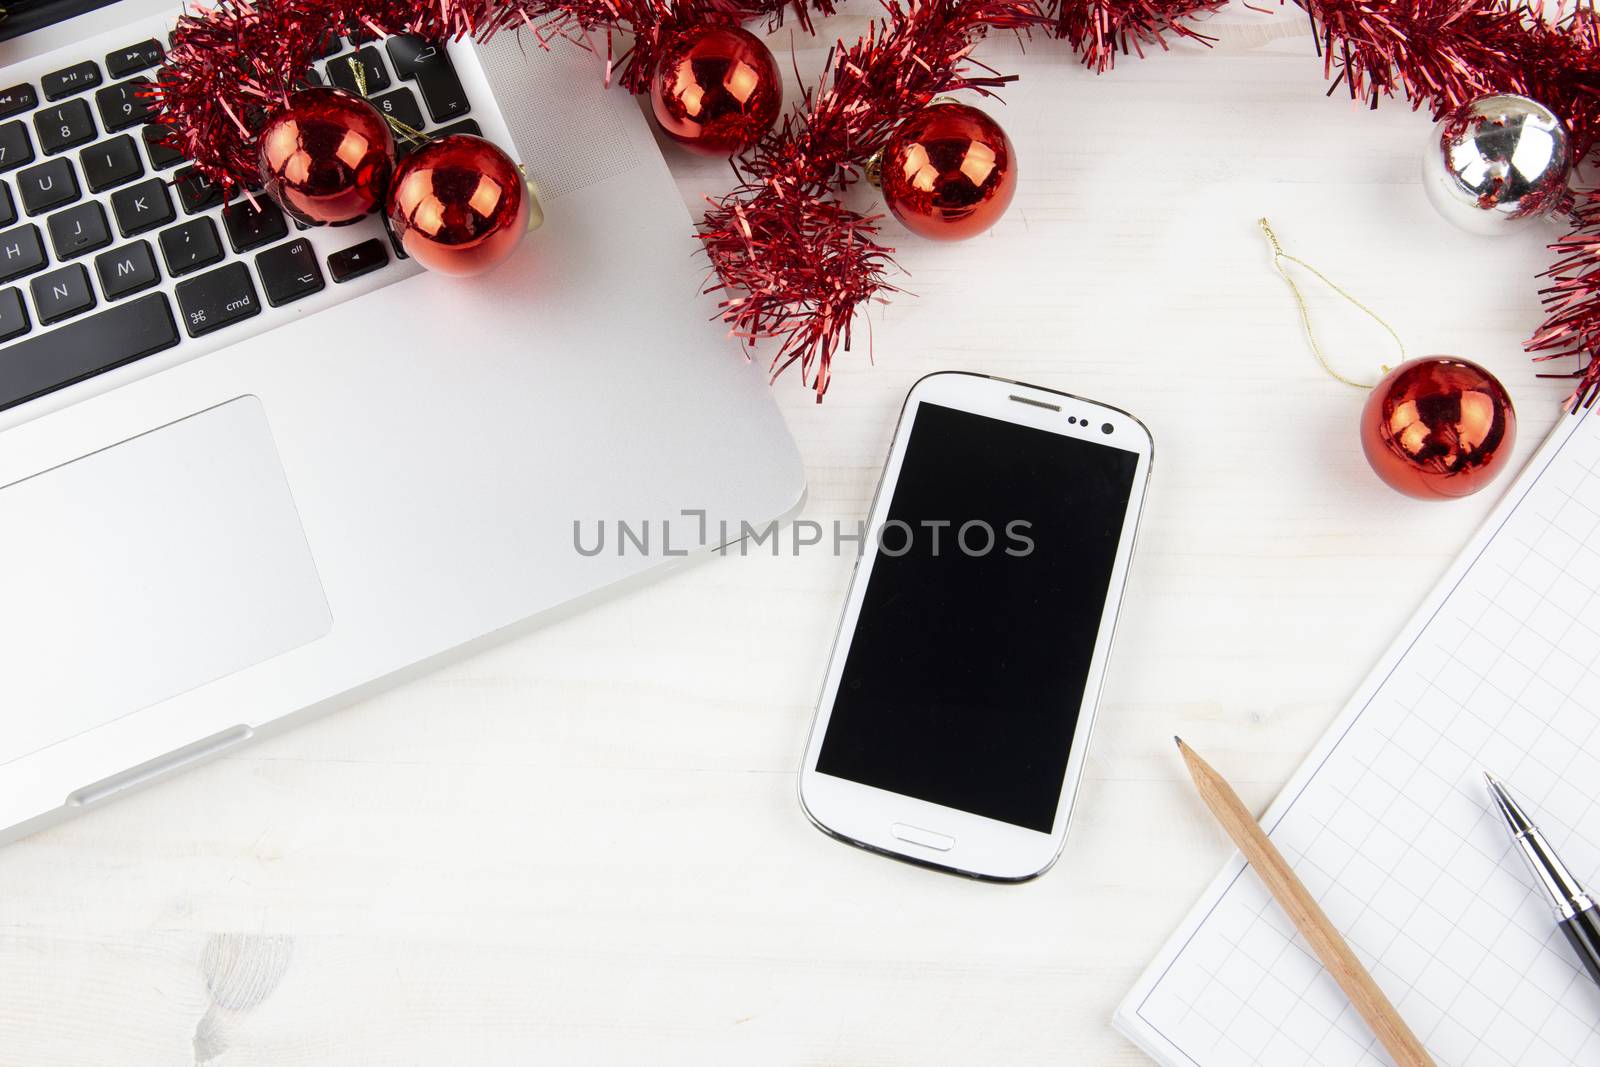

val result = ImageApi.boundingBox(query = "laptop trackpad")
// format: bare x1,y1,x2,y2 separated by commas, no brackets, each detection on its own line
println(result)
0,396,331,765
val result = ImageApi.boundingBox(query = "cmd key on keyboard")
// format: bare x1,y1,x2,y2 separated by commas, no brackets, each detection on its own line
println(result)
0,292,178,411
174,262,260,336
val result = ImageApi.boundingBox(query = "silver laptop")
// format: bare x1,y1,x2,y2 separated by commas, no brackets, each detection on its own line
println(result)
0,0,805,843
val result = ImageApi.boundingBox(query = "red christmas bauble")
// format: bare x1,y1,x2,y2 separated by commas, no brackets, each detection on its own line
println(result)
880,102,1016,241
650,25,782,156
258,87,394,226
386,134,530,276
1361,357,1516,499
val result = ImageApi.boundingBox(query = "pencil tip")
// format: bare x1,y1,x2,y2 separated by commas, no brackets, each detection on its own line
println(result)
1483,769,1499,787
1173,735,1183,748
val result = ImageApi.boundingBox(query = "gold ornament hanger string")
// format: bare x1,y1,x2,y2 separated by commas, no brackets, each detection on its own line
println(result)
347,56,426,145
1258,218,1405,390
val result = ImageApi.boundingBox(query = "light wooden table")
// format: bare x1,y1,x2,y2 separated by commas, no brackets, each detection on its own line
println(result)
0,5,1575,1064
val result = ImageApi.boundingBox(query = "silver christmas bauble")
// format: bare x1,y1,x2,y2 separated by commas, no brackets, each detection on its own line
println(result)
1421,93,1571,235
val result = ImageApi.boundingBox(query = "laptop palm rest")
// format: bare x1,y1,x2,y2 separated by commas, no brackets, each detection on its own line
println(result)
0,395,331,766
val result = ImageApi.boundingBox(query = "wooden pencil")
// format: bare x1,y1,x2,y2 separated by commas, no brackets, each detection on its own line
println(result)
1175,737,1435,1067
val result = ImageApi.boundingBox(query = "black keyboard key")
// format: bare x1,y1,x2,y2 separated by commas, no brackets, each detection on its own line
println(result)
435,119,480,139
385,37,469,124
385,36,451,82
415,68,470,125
141,123,183,169
0,121,33,173
158,216,222,275
0,286,28,340
41,61,101,101
81,133,142,191
255,237,324,306
94,239,159,300
111,177,173,235
327,47,390,94
373,88,423,132
0,223,45,281
298,67,323,88
30,263,94,323
34,99,95,154
0,182,14,229
0,292,177,410
174,165,223,213
0,85,36,118
17,157,78,215
316,32,343,58
221,196,286,252
46,200,109,259
95,78,154,133
106,39,164,79
327,237,387,283
174,262,259,337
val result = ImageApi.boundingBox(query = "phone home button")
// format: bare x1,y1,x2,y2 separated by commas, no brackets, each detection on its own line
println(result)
890,823,955,852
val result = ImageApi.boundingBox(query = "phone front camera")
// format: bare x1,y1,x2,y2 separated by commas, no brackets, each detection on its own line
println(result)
1101,422,1114,435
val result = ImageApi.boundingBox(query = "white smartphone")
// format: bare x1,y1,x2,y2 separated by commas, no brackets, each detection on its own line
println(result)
799,372,1153,882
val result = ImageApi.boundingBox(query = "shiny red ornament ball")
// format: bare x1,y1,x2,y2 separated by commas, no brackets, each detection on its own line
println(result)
386,134,530,276
650,25,782,156
880,102,1017,241
258,87,395,226
1361,357,1516,499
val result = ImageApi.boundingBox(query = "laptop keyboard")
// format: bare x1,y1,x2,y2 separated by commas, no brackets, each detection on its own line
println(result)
0,29,487,413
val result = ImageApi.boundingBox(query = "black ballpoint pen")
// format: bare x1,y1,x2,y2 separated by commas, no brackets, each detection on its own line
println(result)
1485,772,1600,988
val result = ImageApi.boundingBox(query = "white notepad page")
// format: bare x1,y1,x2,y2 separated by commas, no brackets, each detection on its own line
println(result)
1117,410,1600,1067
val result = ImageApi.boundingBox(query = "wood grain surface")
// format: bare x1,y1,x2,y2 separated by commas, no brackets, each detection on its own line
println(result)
0,2,1575,1064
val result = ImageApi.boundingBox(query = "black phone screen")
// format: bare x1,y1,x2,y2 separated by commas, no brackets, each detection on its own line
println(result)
815,401,1141,833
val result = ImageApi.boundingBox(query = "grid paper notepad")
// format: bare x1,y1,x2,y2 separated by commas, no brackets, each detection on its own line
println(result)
1117,411,1600,1067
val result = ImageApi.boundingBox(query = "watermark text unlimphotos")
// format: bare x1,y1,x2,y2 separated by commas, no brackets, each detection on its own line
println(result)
573,510,1034,558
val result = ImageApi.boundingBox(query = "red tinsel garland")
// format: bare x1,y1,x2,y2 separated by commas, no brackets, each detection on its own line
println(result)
153,0,830,194
699,0,1226,397
1049,0,1225,73
1295,0,1600,408
154,0,1226,398
699,0,1046,397
152,0,1600,403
